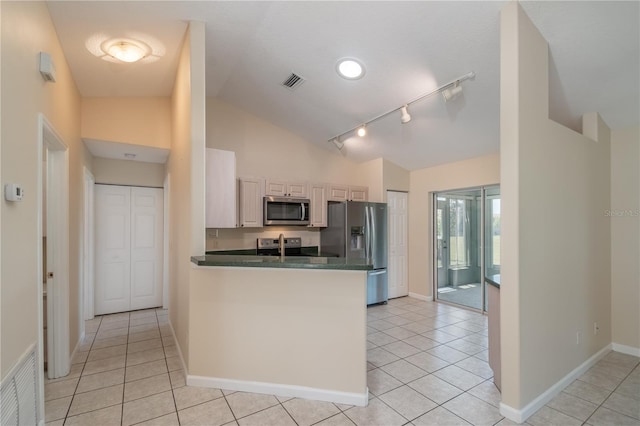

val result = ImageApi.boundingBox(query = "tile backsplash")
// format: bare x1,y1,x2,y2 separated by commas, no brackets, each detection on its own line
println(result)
206,227,321,251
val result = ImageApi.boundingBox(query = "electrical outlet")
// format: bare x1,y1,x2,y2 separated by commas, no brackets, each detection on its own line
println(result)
594,322,600,335
576,331,581,345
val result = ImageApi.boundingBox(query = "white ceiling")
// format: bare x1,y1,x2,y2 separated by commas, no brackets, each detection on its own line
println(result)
47,1,639,171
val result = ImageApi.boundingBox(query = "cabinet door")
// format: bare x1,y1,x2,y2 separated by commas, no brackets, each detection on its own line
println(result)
308,183,327,227
349,186,368,202
206,149,236,228
287,182,308,198
239,178,264,227
328,184,349,202
265,179,287,197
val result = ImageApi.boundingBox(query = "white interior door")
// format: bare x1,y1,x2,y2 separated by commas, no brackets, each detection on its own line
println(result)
388,191,409,298
130,187,163,310
95,185,131,315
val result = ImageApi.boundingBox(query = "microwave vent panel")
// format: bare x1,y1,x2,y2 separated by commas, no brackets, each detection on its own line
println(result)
281,73,305,90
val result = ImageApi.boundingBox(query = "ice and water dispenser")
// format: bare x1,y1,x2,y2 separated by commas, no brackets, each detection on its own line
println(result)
350,226,364,251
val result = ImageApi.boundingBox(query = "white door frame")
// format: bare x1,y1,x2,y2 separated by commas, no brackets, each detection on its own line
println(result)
83,167,95,320
37,113,70,387
163,174,170,310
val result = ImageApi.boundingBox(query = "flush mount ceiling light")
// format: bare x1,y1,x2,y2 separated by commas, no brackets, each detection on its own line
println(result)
86,33,164,64
327,71,475,149
101,38,151,63
336,58,366,80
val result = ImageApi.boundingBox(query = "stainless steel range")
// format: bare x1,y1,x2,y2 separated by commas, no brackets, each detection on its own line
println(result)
256,237,303,256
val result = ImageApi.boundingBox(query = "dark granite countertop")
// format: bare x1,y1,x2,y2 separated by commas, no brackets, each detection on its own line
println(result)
191,254,372,270
205,246,338,257
485,274,501,288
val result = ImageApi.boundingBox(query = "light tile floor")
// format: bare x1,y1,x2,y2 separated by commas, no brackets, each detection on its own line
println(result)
44,297,640,425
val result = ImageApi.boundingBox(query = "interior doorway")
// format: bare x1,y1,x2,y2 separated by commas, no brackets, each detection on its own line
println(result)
433,185,500,312
37,114,70,390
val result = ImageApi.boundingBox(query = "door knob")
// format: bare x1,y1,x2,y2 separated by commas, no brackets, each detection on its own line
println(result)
48,272,54,278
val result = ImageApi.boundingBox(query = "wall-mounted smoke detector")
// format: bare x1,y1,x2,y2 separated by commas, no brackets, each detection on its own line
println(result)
281,73,306,90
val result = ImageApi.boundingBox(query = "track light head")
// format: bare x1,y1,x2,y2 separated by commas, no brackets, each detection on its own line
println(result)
400,105,411,124
357,125,366,137
442,82,463,102
331,137,344,150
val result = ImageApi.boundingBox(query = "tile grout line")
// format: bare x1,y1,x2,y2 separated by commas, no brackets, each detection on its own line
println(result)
578,359,640,426
365,303,499,425
60,315,101,423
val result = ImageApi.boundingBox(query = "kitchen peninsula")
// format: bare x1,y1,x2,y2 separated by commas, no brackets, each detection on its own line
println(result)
187,254,371,406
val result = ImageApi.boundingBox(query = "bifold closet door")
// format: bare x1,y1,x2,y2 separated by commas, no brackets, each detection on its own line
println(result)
95,185,163,315
129,187,163,310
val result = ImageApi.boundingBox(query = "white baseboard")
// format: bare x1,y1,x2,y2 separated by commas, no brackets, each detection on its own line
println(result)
612,343,640,357
167,320,188,375
69,331,84,368
408,292,433,301
500,343,612,423
187,374,369,407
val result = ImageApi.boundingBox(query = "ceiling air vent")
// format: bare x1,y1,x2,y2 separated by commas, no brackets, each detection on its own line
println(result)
281,73,305,90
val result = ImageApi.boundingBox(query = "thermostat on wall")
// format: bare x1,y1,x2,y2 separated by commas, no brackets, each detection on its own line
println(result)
5,184,24,201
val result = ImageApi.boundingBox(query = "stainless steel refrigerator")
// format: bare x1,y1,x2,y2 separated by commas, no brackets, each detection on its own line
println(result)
321,201,388,305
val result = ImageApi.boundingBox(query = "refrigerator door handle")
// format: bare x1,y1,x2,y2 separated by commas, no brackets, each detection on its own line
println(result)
364,206,369,261
370,205,376,264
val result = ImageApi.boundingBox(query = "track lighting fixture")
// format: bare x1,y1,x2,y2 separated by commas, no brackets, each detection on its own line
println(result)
400,105,411,124
327,71,475,149
331,137,344,150
442,81,463,102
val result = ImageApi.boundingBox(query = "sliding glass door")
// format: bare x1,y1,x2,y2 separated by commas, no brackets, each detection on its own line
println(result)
434,185,500,312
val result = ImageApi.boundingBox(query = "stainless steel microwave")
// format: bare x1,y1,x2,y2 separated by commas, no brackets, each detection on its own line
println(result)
263,196,310,226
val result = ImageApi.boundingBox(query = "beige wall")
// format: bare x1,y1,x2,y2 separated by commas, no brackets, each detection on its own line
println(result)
1,1,88,377
407,154,500,298
383,159,410,200
189,266,367,397
206,227,321,251
610,126,640,350
359,158,384,202
206,97,363,185
93,158,165,188
81,97,171,149
500,2,611,413
167,22,206,369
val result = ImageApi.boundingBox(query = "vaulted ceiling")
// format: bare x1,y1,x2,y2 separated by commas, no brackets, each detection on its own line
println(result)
47,1,640,171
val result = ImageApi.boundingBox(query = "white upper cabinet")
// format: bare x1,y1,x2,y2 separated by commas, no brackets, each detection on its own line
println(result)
238,177,264,228
308,183,328,228
265,179,308,198
206,148,237,228
328,184,368,202
349,186,368,202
